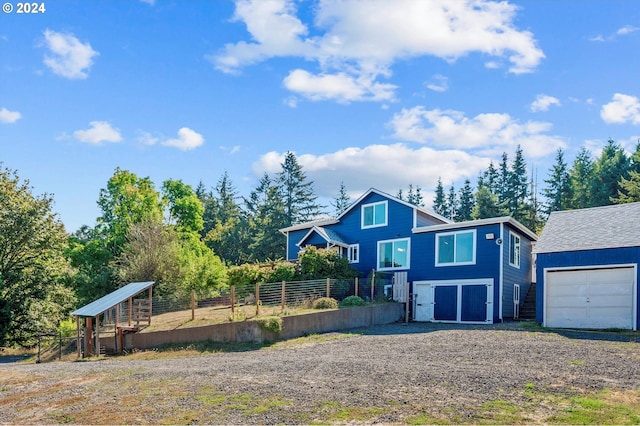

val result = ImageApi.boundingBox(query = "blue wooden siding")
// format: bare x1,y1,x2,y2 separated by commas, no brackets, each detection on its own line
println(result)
287,192,418,277
502,225,533,319
535,247,640,324
410,223,503,322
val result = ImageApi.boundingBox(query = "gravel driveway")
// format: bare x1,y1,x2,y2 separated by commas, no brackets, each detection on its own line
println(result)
1,322,639,424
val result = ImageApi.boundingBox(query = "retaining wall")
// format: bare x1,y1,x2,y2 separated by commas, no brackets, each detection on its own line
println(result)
100,303,404,351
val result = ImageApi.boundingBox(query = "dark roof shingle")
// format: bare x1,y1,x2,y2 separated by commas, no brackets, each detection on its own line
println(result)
533,202,640,254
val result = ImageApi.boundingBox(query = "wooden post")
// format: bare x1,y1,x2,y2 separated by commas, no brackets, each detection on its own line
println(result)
255,283,260,316
371,270,375,303
405,281,410,323
95,314,100,357
148,286,153,325
128,297,132,326
230,285,235,319
115,305,119,353
191,289,195,321
85,317,93,357
281,280,286,312
354,277,359,298
76,316,81,359
326,278,331,298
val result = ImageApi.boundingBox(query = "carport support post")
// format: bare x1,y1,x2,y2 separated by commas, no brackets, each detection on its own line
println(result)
128,297,132,326
95,314,100,357
75,316,81,359
85,317,93,357
148,286,153,325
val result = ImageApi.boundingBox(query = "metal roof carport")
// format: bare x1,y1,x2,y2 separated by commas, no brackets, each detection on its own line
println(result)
71,281,154,357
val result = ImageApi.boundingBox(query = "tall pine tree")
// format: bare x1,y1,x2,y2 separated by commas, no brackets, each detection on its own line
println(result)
543,148,572,214
568,147,594,209
277,152,324,226
590,139,630,207
332,181,351,216
432,178,447,216
455,179,474,221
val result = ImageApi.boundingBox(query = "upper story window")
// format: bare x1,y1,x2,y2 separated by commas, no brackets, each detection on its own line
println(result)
436,230,476,266
361,201,388,229
509,232,521,268
378,238,410,271
348,244,360,263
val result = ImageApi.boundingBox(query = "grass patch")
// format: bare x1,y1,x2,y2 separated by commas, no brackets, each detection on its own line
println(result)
316,400,384,422
548,390,640,424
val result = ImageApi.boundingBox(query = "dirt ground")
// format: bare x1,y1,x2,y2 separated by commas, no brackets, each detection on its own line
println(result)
1,322,639,424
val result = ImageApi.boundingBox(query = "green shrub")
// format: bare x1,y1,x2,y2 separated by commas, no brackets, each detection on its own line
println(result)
312,297,339,309
255,316,282,333
340,295,366,307
58,318,77,338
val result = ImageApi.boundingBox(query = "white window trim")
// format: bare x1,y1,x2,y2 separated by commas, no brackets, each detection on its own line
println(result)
348,244,360,263
509,232,521,269
361,200,388,229
377,237,410,271
435,229,477,267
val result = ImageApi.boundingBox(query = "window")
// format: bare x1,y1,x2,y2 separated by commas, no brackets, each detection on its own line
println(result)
362,201,387,229
347,244,359,263
436,230,476,266
509,232,521,268
377,238,410,270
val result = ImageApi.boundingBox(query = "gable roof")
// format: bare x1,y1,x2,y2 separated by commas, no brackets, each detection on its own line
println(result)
279,188,450,234
297,226,349,248
412,216,538,241
533,202,640,254
71,281,154,317
337,188,452,224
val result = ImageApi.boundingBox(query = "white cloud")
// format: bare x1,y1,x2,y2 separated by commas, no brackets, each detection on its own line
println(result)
617,25,640,36
530,94,561,112
136,131,159,146
601,93,640,124
42,29,99,79
0,107,21,123
73,121,122,144
210,0,544,102
425,74,449,93
162,127,204,151
254,144,491,200
388,106,566,158
283,69,396,103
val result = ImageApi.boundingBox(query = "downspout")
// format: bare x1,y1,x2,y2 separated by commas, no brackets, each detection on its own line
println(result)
499,223,504,322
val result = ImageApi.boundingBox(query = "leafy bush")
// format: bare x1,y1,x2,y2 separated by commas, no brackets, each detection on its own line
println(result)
340,295,366,307
58,318,77,338
297,247,360,280
311,297,339,309
255,316,282,333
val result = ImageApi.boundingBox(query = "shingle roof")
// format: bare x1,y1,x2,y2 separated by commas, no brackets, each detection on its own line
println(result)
297,226,349,247
71,281,154,317
533,202,640,254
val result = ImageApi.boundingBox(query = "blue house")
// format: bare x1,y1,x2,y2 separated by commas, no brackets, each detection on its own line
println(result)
534,202,640,330
280,188,537,324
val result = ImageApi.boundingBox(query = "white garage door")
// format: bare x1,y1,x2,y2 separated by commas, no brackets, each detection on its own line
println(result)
545,267,636,330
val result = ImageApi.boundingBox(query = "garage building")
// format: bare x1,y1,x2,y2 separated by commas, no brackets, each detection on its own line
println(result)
534,202,640,330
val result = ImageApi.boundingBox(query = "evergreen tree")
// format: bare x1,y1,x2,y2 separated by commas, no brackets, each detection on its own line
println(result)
590,139,630,207
277,152,324,226
482,161,499,194
497,152,511,207
542,148,572,215
521,172,544,233
406,184,425,207
446,185,457,220
245,174,287,262
568,147,595,209
205,172,251,265
332,181,351,216
432,178,447,216
455,179,474,221
195,180,216,240
508,146,529,221
472,185,503,219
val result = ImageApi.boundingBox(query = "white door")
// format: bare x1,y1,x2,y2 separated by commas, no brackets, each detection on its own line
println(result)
413,282,434,321
545,267,636,330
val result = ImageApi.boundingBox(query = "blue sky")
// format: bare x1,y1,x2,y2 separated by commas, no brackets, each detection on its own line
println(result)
1,0,639,233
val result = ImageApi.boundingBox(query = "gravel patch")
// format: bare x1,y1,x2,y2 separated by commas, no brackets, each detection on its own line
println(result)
1,322,639,424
